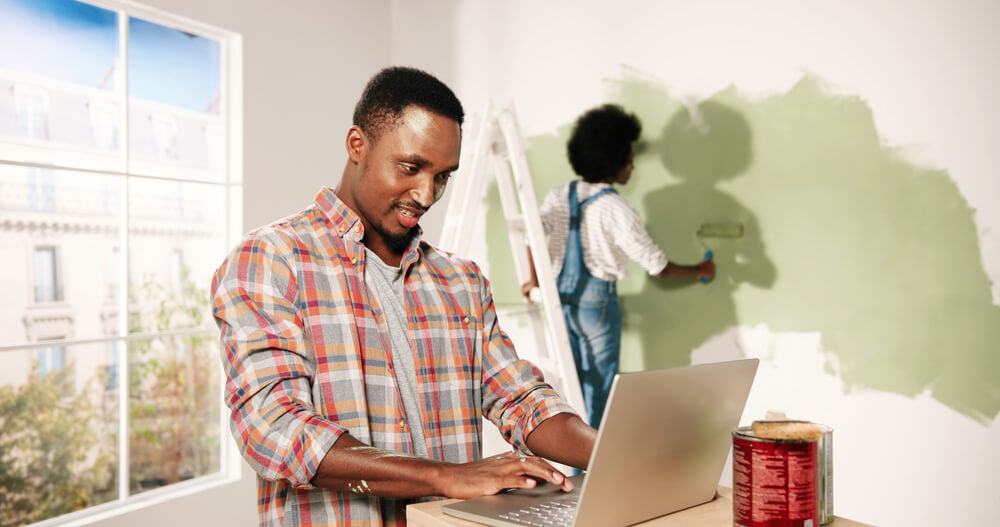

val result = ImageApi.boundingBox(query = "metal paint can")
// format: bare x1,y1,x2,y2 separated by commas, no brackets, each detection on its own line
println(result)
732,425,823,527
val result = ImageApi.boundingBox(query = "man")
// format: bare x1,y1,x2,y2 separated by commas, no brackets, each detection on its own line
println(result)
211,67,596,526
522,104,714,428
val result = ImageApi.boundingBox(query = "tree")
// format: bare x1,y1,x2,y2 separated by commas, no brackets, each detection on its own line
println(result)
127,265,220,491
0,365,115,526
0,265,221,526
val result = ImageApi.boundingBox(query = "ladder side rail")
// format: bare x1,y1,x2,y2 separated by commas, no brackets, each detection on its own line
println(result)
439,101,494,253
496,109,587,419
489,153,555,370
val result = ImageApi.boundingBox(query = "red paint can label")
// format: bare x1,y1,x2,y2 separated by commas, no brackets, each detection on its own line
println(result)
733,428,819,527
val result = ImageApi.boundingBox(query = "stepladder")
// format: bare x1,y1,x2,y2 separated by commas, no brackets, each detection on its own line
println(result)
439,101,588,426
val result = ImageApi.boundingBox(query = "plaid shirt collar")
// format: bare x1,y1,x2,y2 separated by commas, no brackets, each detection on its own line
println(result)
312,186,424,271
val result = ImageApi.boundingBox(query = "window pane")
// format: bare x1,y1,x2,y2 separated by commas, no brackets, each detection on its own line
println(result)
128,335,220,494
0,165,122,347
128,178,224,332
127,17,223,180
35,344,68,378
0,0,122,171
0,341,120,524
33,247,60,302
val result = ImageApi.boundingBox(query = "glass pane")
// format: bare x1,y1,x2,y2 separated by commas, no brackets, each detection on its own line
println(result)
127,16,223,180
128,335,220,494
0,165,122,347
33,247,60,302
0,0,122,171
0,341,120,524
127,178,225,332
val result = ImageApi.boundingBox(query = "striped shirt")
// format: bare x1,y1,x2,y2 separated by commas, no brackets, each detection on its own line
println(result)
539,181,668,280
211,187,575,526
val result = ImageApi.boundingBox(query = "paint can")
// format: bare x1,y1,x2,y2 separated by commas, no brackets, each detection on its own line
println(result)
732,424,832,527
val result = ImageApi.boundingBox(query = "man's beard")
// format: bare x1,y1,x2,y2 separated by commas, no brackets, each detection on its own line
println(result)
376,223,418,255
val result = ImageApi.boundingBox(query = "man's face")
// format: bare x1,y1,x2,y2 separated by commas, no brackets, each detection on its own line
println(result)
348,105,461,255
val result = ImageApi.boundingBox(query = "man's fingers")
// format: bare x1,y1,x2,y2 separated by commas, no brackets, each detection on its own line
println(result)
503,475,538,490
504,456,572,491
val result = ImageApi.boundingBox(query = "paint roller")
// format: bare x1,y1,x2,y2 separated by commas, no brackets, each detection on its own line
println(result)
696,222,743,282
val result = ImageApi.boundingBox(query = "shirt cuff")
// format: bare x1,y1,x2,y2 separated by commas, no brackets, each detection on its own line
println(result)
515,390,579,456
287,418,347,490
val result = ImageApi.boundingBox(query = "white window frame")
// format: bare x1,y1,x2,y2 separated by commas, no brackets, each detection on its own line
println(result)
0,1,244,525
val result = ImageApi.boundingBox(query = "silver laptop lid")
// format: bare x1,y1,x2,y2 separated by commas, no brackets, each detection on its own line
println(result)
572,358,759,527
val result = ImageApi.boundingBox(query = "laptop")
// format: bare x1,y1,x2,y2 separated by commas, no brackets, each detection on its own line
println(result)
441,358,759,527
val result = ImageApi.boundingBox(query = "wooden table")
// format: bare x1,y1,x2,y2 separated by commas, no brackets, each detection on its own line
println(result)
407,487,874,527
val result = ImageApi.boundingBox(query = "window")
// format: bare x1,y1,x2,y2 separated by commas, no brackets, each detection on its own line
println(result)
170,248,185,291
26,167,55,212
14,86,50,140
36,345,67,378
33,246,63,303
106,246,121,302
151,112,179,160
106,341,119,390
0,0,241,524
89,100,119,150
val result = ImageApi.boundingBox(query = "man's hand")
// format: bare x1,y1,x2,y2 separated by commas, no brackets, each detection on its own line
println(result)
439,452,573,499
311,434,573,499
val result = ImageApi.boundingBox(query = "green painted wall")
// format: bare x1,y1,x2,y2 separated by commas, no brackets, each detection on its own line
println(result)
483,72,1000,424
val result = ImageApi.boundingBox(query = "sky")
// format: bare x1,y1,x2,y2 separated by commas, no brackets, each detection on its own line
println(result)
0,0,220,113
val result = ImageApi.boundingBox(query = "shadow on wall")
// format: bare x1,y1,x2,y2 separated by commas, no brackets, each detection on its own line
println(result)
484,69,1000,425
624,100,775,369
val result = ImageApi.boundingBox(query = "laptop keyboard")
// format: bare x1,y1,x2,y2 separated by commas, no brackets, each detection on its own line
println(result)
496,495,579,526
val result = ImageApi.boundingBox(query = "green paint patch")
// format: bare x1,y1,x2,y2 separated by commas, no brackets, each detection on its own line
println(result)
482,70,1000,424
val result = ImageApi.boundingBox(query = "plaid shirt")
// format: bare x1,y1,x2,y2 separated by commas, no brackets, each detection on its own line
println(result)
211,187,575,526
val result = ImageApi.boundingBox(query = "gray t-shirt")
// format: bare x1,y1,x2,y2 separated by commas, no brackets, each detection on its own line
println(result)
363,248,429,458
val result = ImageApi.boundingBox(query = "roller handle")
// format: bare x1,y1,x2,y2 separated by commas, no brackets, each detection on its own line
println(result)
700,250,713,282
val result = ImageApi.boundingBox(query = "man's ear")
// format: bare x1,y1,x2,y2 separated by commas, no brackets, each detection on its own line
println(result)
346,126,366,163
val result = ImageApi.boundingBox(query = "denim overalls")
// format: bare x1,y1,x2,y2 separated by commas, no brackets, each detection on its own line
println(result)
557,181,622,429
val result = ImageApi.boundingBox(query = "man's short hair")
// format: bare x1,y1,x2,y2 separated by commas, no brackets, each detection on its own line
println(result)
353,66,465,143
567,104,641,183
